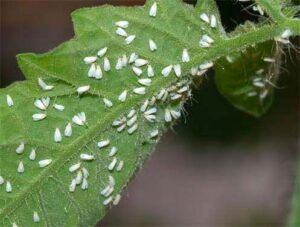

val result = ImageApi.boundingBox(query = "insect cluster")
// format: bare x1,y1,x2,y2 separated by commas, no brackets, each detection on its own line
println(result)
1,1,294,226
224,28,293,101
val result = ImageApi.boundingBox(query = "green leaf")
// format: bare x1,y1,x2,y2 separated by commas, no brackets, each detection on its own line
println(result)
214,0,299,117
0,79,168,226
255,0,286,22
282,0,300,18
214,39,282,117
0,1,218,226
1,0,299,226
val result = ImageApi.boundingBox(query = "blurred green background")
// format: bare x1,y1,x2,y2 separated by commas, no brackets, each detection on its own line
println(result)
0,0,299,226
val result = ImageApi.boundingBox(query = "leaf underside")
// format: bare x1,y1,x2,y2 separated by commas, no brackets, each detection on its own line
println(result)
214,0,300,117
215,40,280,117
0,0,299,226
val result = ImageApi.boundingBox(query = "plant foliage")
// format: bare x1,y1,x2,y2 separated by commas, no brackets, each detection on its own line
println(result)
0,0,299,226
